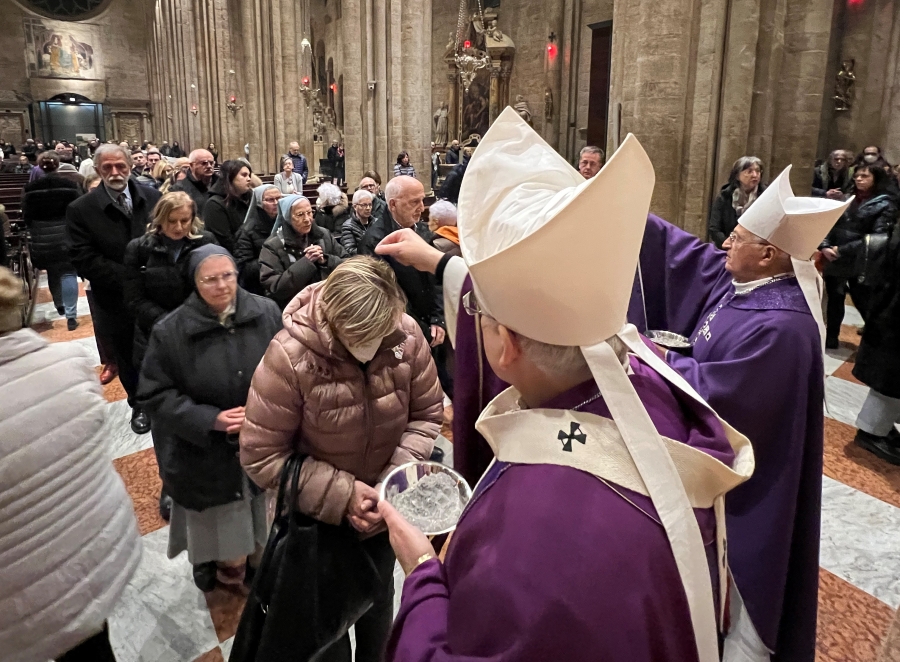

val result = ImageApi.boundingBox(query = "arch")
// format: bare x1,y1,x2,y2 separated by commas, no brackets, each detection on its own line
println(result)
11,0,112,21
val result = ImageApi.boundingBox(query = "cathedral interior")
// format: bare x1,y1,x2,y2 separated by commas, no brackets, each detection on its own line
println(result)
1,0,900,659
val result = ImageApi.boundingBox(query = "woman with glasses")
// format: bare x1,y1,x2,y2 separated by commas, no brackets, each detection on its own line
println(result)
274,156,305,195
259,194,346,309
341,189,375,256
137,244,282,592
707,156,766,249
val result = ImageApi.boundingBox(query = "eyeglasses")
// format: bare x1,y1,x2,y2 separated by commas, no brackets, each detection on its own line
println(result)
198,271,237,286
361,184,378,191
292,210,314,218
355,203,373,209
193,160,215,167
462,290,489,317
727,232,768,246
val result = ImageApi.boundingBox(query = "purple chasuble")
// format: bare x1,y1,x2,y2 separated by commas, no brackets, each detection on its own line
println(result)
387,358,735,662
627,214,824,661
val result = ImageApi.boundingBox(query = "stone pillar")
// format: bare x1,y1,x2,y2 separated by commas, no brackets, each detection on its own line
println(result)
489,63,501,124
447,70,459,141
342,0,365,185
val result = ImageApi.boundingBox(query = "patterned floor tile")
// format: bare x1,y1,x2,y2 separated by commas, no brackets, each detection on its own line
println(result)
204,585,248,644
94,366,129,402
113,447,167,536
817,569,894,662
193,648,225,662
823,418,900,509
32,313,95,341
35,282,87,303
825,376,871,427
102,399,155,459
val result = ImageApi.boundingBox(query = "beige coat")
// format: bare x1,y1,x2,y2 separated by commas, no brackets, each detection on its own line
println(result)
240,283,443,524
0,329,141,661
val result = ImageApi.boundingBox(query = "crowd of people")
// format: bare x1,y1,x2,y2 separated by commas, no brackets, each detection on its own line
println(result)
2,112,900,662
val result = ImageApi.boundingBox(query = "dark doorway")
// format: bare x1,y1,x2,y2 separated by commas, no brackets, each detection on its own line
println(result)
30,95,104,145
587,21,612,150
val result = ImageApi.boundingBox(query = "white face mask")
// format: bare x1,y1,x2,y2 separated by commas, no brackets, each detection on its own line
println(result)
863,154,878,164
343,336,382,363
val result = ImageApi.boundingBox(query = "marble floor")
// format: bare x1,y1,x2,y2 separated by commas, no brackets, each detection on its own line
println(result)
28,276,900,661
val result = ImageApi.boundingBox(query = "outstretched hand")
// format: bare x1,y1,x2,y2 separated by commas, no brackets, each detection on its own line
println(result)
379,499,436,575
376,229,444,274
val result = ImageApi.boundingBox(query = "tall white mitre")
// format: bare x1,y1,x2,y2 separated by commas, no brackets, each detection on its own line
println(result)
738,165,852,347
456,107,754,662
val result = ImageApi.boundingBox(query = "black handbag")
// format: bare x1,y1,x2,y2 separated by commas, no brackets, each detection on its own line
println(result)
230,454,383,662
857,233,891,285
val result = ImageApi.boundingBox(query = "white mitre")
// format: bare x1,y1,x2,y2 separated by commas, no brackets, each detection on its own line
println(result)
457,107,753,662
738,165,852,346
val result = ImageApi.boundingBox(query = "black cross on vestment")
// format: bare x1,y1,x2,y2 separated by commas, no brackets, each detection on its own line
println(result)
558,422,587,453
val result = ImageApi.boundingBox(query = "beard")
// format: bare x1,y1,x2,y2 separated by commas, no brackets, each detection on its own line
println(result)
104,175,128,191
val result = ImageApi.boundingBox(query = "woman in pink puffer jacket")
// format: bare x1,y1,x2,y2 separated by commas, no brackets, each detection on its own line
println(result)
240,255,443,661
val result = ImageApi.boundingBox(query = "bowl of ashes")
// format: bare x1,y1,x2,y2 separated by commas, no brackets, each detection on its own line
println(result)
380,461,473,536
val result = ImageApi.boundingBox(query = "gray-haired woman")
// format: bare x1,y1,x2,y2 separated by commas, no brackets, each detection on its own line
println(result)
314,182,350,239
341,189,375,256
707,156,766,249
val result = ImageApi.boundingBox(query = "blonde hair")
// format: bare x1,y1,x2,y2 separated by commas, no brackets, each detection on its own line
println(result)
151,160,173,181
147,191,204,238
320,256,407,345
0,267,24,334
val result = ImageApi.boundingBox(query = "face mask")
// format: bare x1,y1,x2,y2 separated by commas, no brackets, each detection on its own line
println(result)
343,336,382,363
864,154,878,164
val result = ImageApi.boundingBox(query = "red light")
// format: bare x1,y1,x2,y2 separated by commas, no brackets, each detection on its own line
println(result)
302,76,310,86
464,40,471,49
230,96,236,103
330,83,337,92
847,0,863,5
547,43,557,57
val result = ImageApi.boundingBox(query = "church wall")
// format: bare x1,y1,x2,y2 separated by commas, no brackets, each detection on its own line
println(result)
573,0,614,157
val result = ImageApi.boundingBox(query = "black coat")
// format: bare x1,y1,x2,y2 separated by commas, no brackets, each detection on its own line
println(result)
854,230,900,398
361,212,445,337
123,231,217,366
340,211,372,256
707,182,767,249
811,163,853,198
137,289,282,511
22,175,80,270
259,221,346,309
203,187,250,254
67,180,162,309
439,159,468,204
171,172,214,219
821,194,899,270
445,147,460,165
234,206,278,296
314,204,351,240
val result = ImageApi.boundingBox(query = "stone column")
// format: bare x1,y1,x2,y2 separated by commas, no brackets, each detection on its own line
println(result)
489,63,501,124
447,70,459,141
342,0,365,185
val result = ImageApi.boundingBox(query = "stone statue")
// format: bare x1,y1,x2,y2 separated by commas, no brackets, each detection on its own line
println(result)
433,101,449,146
444,32,456,60
544,88,553,122
486,19,504,42
834,59,856,112
514,95,533,126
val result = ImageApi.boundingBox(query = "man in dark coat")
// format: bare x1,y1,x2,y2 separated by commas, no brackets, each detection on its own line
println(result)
812,150,854,198
67,144,162,434
171,149,217,218
444,139,460,165
22,174,81,329
439,151,470,204
281,141,309,183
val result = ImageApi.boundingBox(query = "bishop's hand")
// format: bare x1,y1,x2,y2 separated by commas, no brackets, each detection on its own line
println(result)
376,229,443,274
379,499,436,575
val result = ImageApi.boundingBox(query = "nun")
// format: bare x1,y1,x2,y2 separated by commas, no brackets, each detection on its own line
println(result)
137,244,282,592
234,184,282,295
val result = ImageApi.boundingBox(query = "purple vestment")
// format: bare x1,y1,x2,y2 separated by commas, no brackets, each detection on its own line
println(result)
627,214,823,661
387,360,735,661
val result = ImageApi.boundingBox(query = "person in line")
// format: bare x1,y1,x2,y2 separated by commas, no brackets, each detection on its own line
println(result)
259,194,346,309
444,139,460,165
439,147,472,204
160,166,188,195
393,151,416,179
855,145,890,170
361,176,447,392
314,182,350,239
68,144,162,435
203,160,253,254
234,184,282,296
358,175,388,222
577,145,604,179
0,266,141,662
137,245,281,592
29,150,60,183
171,149,217,217
707,156,766,249
170,141,185,158
852,211,900,465
820,164,898,347
131,150,148,179
150,160,174,189
274,156,305,195
374,108,753,661
282,141,309,184
22,164,82,330
341,189,375,256
428,200,460,258
146,148,162,172
240,256,443,661
207,142,219,165
629,165,850,661
78,140,98,177
327,140,345,183
812,149,854,199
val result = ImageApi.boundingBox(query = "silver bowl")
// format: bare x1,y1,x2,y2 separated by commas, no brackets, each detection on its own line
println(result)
380,461,473,536
645,330,692,349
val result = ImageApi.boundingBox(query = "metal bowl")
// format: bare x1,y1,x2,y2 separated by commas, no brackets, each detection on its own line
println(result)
645,330,693,349
380,461,473,536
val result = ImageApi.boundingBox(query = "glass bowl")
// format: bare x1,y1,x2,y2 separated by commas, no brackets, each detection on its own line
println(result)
645,330,693,349
380,461,473,536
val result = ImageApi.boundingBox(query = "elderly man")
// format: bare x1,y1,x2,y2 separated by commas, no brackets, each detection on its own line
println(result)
429,200,460,257
578,145,604,179
67,144,162,435
359,175,388,223
362,175,446,356
628,167,849,661
812,149,853,199
374,107,753,661
281,141,309,183
445,139,461,165
172,149,217,217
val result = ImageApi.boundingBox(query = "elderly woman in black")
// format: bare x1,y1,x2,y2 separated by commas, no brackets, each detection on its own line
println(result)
204,159,253,253
820,164,899,348
707,156,765,249
137,245,282,592
259,194,346,309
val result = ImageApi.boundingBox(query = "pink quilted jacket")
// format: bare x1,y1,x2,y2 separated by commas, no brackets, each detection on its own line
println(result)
240,282,443,524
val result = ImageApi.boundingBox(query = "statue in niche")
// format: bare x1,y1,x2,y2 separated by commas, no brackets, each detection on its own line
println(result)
834,59,856,112
544,88,553,122
514,95,533,126
433,101,449,146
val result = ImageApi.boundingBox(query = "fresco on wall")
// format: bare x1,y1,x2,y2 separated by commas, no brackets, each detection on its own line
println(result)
23,17,103,80
461,72,490,139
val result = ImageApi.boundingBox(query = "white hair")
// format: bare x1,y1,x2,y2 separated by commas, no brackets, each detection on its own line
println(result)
429,200,457,227
516,334,624,377
94,144,132,168
352,189,374,205
317,182,343,207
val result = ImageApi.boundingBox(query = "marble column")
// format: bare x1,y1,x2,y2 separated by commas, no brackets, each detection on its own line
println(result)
489,63,501,124
447,70,459,142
